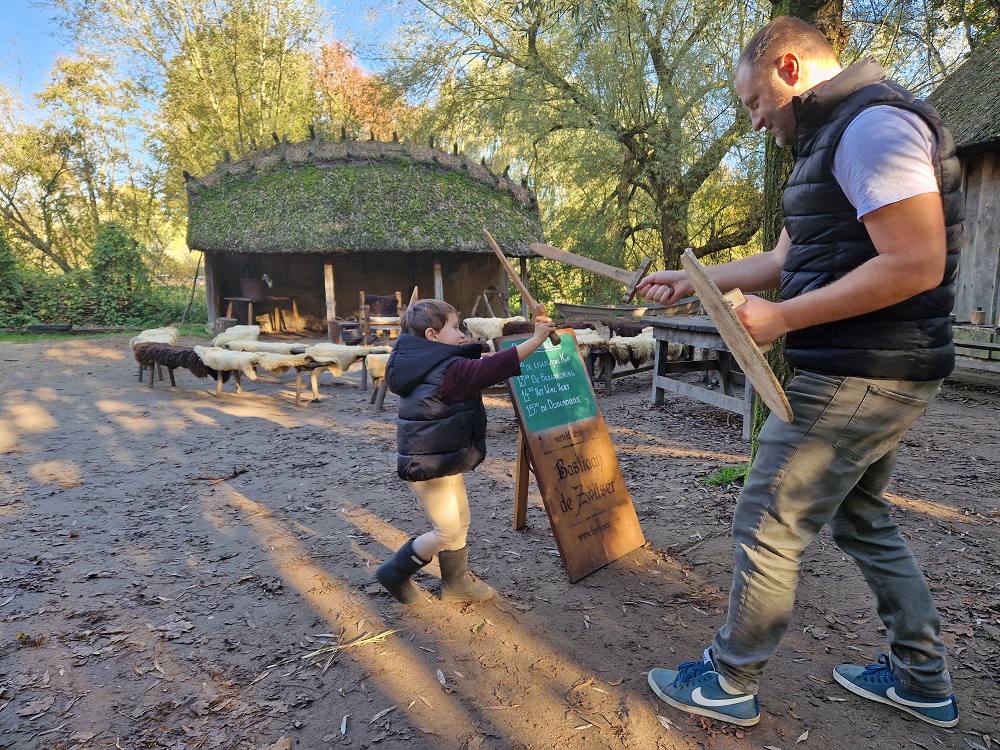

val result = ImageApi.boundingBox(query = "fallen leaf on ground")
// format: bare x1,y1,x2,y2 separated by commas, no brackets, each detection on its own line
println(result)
17,696,55,716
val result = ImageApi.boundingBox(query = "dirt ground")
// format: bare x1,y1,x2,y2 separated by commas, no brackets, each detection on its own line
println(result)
1,334,998,750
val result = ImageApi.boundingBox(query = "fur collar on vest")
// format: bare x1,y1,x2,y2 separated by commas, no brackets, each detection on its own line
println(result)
793,58,887,147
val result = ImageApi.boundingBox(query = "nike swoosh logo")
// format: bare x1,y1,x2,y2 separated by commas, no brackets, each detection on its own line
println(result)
886,688,953,709
692,688,756,707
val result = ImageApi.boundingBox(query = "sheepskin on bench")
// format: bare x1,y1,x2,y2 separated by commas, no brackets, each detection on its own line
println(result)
193,346,259,396
192,340,394,402
600,318,649,338
303,343,391,376
463,317,526,349
499,319,598,336
132,343,222,388
607,328,656,368
129,326,179,349
294,344,393,404
365,352,392,411
211,325,260,347
190,348,310,398
224,340,300,354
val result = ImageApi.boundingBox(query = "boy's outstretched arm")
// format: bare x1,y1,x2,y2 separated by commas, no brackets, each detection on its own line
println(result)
514,317,558,362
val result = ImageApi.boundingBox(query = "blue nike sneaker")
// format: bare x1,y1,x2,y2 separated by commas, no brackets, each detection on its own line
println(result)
833,655,959,727
648,650,760,726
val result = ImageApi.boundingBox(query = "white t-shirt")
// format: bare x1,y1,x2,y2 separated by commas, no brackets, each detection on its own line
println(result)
831,105,939,220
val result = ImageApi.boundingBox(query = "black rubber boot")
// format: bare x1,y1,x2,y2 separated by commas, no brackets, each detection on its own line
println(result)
375,539,429,604
438,545,494,602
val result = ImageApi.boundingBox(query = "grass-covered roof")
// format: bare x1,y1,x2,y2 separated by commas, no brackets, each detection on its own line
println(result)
928,35,1000,154
185,138,543,256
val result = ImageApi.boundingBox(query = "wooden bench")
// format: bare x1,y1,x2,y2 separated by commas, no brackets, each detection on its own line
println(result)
955,338,1000,373
585,350,654,394
955,339,1000,357
647,316,756,440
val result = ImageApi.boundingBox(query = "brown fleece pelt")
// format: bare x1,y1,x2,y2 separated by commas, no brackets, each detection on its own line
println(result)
600,318,648,337
501,320,598,336
133,343,228,381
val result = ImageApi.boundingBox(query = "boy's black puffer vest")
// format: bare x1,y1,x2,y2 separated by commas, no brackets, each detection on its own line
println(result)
387,334,487,482
781,58,963,380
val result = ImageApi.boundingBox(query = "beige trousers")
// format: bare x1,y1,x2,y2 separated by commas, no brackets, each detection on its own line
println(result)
409,474,471,560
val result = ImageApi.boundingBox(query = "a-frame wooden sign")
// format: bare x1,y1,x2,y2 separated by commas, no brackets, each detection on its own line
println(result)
496,329,645,582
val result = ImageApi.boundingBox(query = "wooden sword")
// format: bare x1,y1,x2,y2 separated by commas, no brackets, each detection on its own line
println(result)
528,243,652,303
484,230,560,345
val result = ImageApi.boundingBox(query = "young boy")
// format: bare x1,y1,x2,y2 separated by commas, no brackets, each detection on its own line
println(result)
376,299,557,604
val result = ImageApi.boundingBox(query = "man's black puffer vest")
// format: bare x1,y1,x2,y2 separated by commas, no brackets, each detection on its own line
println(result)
387,334,487,482
781,58,963,380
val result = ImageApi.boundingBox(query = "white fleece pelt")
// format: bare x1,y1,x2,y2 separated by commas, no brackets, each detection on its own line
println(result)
463,316,526,343
607,328,657,368
129,327,179,349
303,343,392,377
252,352,312,374
224,340,300,354
211,325,260,347
366,352,390,381
193,346,260,379
572,328,609,360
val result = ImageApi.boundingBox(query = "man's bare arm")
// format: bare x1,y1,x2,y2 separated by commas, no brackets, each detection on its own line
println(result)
637,231,790,306
737,192,947,344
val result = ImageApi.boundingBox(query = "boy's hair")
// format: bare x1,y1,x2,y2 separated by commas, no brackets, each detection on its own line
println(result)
400,299,457,337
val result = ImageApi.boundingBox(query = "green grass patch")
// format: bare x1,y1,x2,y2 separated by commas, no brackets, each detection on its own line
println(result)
0,322,211,344
703,463,749,487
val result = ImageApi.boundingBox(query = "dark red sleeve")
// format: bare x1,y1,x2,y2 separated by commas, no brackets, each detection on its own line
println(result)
437,346,522,404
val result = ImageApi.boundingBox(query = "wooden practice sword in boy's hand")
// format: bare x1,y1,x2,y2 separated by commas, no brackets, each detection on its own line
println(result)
483,230,560,345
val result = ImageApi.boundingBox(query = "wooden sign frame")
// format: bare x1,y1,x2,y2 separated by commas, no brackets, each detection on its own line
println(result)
497,329,645,582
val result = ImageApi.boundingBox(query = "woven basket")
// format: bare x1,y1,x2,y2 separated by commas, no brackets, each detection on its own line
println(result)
240,277,268,299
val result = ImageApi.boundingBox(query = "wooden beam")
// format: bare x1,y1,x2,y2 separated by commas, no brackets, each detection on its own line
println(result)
204,252,219,325
324,262,336,340
519,257,529,318
513,430,530,530
433,258,443,300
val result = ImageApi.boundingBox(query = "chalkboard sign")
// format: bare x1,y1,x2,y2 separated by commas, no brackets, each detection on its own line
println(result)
500,334,598,432
497,330,645,582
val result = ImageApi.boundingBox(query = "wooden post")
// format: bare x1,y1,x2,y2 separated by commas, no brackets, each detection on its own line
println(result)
324,262,336,341
204,252,219,326
519,258,529,318
513,430,531,530
433,258,443,300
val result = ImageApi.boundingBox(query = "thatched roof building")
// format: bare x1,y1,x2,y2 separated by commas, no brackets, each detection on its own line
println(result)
928,35,1000,328
928,36,1000,155
185,135,544,334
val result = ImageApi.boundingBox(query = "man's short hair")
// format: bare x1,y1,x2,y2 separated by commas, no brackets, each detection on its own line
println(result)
738,16,839,72
401,298,457,337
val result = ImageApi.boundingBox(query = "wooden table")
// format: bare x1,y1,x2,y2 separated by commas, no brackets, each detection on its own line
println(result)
585,350,653,395
646,315,756,440
223,296,301,332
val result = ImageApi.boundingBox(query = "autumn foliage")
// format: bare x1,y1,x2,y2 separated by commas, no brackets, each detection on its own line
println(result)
314,41,414,140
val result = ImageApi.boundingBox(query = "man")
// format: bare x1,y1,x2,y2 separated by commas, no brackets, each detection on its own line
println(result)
638,16,962,729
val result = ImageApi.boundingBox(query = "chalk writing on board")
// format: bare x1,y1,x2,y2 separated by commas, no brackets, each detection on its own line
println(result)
500,336,598,433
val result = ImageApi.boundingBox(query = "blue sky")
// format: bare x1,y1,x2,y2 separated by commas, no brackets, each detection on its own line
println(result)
2,0,397,98
3,1,64,96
